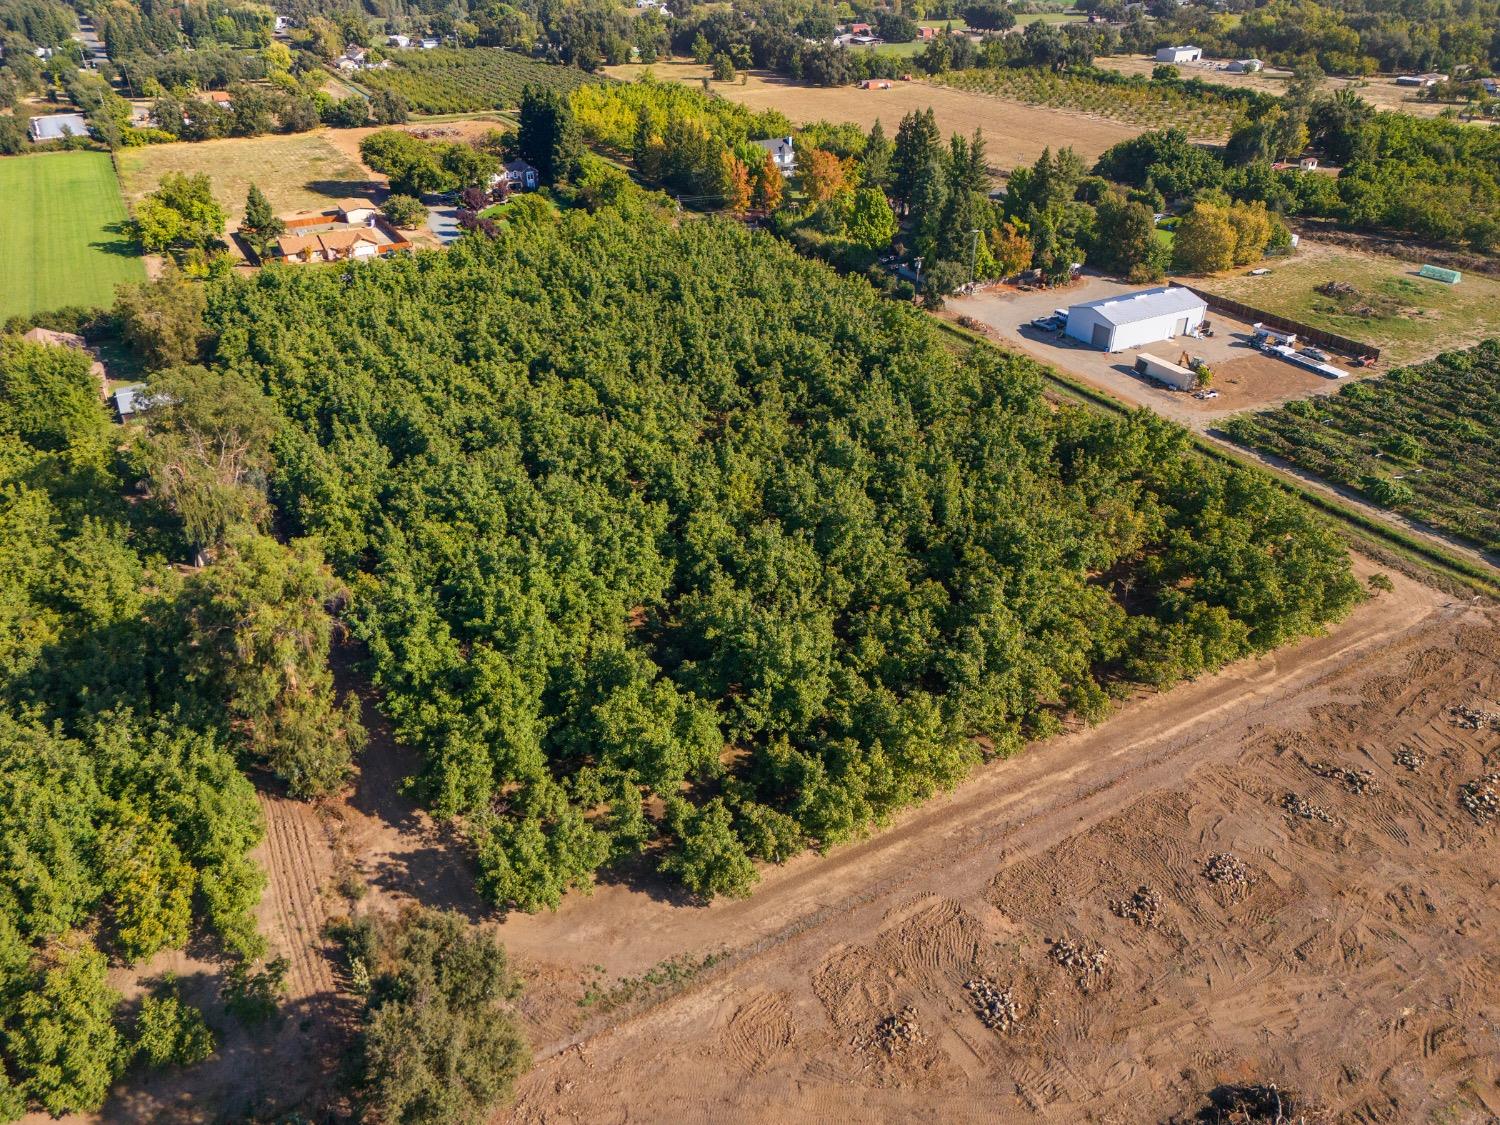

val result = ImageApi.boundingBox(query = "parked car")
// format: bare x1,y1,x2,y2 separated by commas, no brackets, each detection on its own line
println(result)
1300,346,1329,361
1030,314,1065,332
1247,267,1272,276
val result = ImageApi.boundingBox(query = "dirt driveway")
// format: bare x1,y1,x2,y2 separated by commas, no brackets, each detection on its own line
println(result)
946,276,1343,426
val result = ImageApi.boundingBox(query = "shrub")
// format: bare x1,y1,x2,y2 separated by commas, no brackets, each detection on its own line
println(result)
383,194,428,229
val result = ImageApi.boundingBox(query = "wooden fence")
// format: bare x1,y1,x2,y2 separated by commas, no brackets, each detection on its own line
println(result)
1171,282,1381,361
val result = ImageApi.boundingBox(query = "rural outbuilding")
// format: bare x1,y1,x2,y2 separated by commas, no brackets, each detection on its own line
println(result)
1155,45,1202,63
1065,286,1207,352
28,113,90,142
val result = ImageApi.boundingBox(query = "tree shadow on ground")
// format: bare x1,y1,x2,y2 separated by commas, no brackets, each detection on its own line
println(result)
302,180,388,204
91,220,142,257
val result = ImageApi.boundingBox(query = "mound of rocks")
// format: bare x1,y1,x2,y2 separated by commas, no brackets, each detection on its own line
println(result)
1110,884,1163,927
871,1006,926,1055
1394,746,1426,772
1309,759,1378,795
1282,792,1337,823
964,978,1019,1032
1458,772,1499,824
1049,938,1110,990
1203,852,1255,897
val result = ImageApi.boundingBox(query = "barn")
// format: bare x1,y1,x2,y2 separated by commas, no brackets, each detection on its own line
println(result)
1155,45,1202,63
1065,286,1207,352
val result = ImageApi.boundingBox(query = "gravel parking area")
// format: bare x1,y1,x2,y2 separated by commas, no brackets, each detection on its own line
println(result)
947,276,1350,428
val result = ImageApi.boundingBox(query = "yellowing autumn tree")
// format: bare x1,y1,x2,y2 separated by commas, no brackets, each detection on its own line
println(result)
752,151,783,210
802,148,852,205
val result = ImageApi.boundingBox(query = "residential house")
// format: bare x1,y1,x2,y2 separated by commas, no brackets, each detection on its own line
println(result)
916,26,937,40
28,112,89,142
202,90,233,108
753,135,796,175
274,15,291,31
419,37,440,49
499,159,540,191
1483,78,1500,96
276,228,384,263
849,22,872,34
387,34,410,48
33,46,53,59
1226,58,1262,73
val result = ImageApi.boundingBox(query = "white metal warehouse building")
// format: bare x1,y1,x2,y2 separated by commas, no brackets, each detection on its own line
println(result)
1065,286,1208,352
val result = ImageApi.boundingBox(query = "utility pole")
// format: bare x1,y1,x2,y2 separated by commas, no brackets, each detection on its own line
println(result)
913,256,923,297
968,228,981,286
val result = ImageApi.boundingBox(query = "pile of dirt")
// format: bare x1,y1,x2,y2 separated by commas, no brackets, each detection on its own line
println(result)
1394,746,1427,771
1110,884,1164,927
964,978,1019,1031
1282,792,1337,823
1315,280,1358,299
1049,938,1110,990
1458,772,1499,824
1202,851,1255,898
1308,759,1378,795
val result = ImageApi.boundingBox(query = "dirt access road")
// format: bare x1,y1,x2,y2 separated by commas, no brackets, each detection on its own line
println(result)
502,562,1500,1122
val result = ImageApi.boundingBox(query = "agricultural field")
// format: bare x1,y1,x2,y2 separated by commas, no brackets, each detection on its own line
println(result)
1094,53,1476,120
1222,341,1500,553
356,47,600,114
0,151,144,319
117,130,371,229
933,67,1242,139
602,62,1144,168
1196,241,1500,367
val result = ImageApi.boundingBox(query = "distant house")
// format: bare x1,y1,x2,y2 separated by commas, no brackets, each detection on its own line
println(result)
753,135,796,175
28,112,89,142
274,14,291,31
916,26,938,40
1482,78,1500,95
500,159,540,191
114,384,148,420
202,90,233,108
33,46,54,59
1226,58,1262,73
277,228,384,263
269,201,409,264
1155,45,1202,63
1396,72,1447,87
387,34,410,48
419,37,439,49
849,22,872,34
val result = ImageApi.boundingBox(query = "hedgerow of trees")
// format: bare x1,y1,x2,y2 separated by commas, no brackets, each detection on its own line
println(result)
0,326,362,1117
200,211,1362,909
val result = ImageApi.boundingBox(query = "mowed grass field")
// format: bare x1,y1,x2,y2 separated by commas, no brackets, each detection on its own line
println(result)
1197,240,1500,366
117,130,370,228
0,152,144,319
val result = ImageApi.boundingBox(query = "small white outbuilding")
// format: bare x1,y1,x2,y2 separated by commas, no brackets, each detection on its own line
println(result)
1065,286,1208,352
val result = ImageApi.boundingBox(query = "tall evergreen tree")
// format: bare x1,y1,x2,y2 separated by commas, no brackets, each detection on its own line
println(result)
861,119,893,192
891,108,941,213
238,183,283,258
517,85,582,186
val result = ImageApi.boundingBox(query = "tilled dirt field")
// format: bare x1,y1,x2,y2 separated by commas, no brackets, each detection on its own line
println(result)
504,567,1500,1123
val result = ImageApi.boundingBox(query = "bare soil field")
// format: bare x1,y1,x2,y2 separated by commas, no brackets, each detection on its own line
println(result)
1093,54,1473,120
506,567,1500,1123
602,62,1144,170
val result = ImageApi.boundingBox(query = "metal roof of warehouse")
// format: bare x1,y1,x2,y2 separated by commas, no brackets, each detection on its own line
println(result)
1069,286,1206,327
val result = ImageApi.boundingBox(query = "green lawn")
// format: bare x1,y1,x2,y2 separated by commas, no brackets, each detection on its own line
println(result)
0,151,145,320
